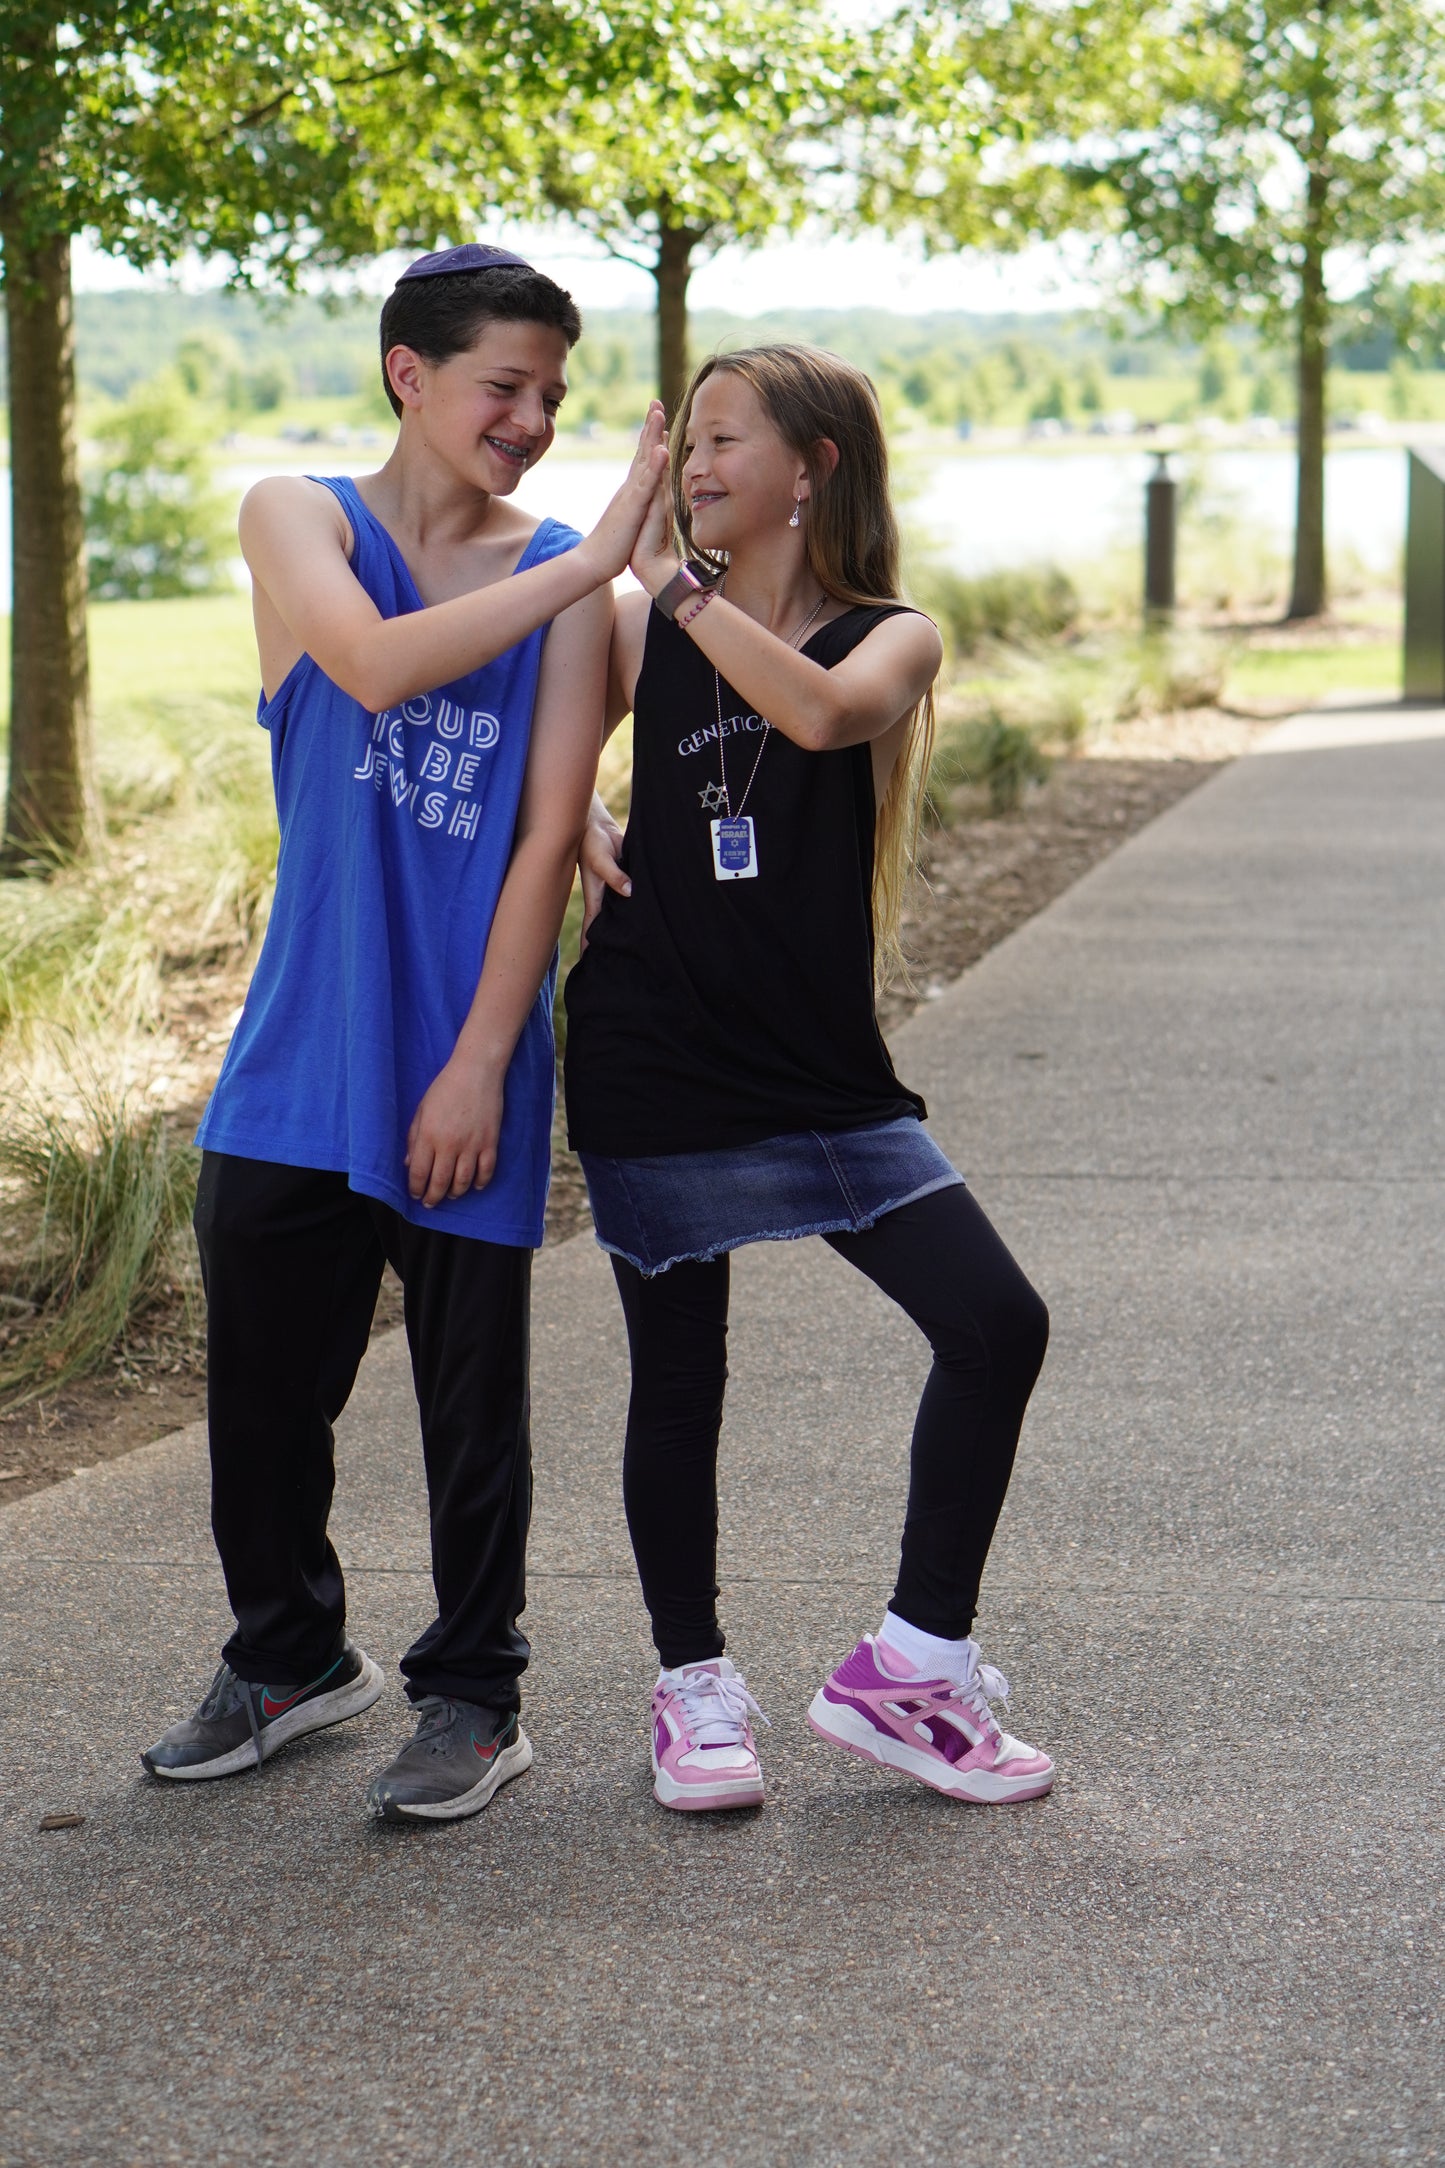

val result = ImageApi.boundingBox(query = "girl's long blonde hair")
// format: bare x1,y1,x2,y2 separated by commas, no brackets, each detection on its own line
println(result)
668,343,936,987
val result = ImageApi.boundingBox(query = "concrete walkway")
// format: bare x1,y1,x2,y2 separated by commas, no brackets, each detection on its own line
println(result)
2,706,1441,2168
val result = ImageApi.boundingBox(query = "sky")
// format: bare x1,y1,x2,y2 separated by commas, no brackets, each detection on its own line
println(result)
71,223,1104,317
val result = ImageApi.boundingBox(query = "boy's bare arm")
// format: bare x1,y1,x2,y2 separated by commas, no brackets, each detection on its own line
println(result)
239,408,665,714
576,586,651,942
403,583,612,1208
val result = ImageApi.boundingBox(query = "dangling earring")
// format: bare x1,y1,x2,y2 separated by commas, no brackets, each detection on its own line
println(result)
789,496,801,529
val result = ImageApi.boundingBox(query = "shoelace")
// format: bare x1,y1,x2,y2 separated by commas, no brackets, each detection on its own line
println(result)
942,1661,1011,1740
673,1666,770,1748
410,1695,463,1751
200,1663,266,1773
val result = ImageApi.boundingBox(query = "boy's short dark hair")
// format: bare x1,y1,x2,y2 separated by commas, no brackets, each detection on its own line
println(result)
378,266,583,417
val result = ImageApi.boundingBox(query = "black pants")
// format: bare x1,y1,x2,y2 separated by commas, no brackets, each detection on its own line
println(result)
612,1183,1048,1668
194,1152,532,1710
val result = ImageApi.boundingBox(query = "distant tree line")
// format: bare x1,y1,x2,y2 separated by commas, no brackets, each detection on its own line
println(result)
6,290,1439,418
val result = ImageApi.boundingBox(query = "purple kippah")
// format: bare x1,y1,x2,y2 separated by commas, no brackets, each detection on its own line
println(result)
397,243,535,282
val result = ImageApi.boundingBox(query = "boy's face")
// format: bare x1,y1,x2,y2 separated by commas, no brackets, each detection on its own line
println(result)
390,319,571,494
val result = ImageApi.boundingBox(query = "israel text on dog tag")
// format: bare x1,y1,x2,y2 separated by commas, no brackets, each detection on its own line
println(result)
710,815,758,880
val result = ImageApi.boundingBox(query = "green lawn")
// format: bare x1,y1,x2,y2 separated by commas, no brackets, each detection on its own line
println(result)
0,592,259,737
0,594,274,1078
1225,641,1400,706
88,591,258,708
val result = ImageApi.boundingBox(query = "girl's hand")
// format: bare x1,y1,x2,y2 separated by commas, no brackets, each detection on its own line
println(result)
630,475,678,598
579,804,630,949
576,404,669,586
405,1056,505,1206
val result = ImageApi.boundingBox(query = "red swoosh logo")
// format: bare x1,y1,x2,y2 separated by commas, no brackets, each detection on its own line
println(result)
472,1732,500,1762
259,1685,308,1720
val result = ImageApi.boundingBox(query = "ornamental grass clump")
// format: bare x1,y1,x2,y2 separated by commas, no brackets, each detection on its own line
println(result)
1122,629,1229,717
972,714,1052,814
0,1074,202,1403
0,647,278,1052
929,709,1052,818
0,595,271,1398
915,563,1080,659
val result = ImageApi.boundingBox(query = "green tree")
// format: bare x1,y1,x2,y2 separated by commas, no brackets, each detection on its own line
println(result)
174,329,242,404
961,357,1003,423
1002,342,1033,392
881,0,1445,615
1057,0,1445,616
899,360,937,412
241,357,294,414
1028,373,1069,423
1251,367,1281,416
859,0,1165,307
521,0,865,413
85,373,231,602
1198,338,1235,409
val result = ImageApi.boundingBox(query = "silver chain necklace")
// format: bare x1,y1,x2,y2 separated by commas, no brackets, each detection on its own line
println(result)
703,588,830,824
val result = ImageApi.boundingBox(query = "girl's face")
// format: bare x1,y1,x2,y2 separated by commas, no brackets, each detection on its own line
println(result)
680,372,808,553
389,320,571,494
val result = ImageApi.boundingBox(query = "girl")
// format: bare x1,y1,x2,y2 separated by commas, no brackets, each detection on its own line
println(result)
564,345,1054,1813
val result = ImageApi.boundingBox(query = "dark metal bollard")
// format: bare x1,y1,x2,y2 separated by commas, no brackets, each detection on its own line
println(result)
1404,447,1445,700
1144,452,1177,620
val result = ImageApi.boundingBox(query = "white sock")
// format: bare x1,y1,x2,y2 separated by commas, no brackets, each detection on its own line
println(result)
877,1610,978,1683
657,1656,732,1687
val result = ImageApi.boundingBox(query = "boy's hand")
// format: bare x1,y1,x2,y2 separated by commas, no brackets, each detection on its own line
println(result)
579,806,631,949
575,403,670,586
405,1056,505,1207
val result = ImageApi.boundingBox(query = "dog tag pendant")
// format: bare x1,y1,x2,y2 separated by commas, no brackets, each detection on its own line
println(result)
710,815,758,880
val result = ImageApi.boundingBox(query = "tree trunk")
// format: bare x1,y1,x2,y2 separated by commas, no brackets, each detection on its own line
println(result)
654,218,695,421
2,223,96,864
1287,181,1329,621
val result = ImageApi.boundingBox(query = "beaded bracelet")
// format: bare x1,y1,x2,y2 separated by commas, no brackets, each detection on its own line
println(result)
675,586,717,632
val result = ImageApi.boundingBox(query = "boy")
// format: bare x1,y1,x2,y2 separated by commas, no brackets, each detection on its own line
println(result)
142,243,666,1822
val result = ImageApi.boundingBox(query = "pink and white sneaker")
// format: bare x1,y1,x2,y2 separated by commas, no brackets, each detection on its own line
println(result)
651,1657,768,1812
807,1635,1054,1803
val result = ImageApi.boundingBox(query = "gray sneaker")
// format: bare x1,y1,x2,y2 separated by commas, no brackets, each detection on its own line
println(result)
366,1696,532,1824
141,1644,384,1781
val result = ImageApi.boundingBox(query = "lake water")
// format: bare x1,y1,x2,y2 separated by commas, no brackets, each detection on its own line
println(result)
0,442,1409,599
906,446,1406,576
518,444,1407,580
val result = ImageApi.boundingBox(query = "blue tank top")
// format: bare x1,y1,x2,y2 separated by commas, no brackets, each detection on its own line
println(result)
197,475,581,1245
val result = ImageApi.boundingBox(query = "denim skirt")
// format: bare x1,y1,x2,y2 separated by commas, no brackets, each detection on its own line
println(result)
577,1116,964,1277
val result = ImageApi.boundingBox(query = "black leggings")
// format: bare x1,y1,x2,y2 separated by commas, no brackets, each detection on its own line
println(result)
611,1183,1049,1668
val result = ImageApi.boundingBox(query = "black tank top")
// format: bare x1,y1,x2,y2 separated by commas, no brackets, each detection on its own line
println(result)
563,601,927,1157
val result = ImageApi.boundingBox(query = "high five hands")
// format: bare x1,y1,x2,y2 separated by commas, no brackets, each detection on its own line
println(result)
577,401,671,588
629,454,679,597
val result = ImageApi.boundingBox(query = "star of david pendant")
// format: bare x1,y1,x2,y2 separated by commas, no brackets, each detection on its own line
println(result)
699,780,730,814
